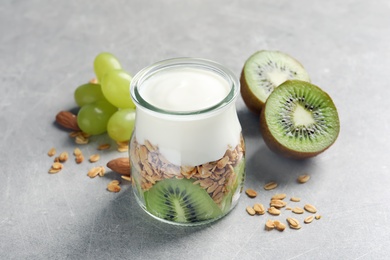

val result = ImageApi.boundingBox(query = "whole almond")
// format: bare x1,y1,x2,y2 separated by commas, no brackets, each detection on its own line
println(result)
55,111,80,131
107,157,131,176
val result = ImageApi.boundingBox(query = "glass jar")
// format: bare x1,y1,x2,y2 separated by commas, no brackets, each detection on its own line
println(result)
129,58,245,226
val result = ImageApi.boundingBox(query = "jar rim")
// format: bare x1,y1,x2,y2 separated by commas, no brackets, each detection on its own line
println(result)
130,57,240,117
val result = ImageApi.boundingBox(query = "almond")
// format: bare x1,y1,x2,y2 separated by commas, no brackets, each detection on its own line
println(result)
55,111,80,131
107,157,131,176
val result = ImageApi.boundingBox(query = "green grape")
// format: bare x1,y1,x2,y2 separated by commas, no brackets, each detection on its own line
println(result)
74,83,106,107
107,108,136,142
93,52,122,82
77,100,117,135
101,69,135,108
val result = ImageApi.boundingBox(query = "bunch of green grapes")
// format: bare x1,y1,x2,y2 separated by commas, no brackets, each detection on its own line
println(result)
74,52,136,142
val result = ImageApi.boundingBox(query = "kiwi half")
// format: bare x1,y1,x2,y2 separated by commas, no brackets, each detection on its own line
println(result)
240,50,310,114
144,178,222,224
260,80,340,159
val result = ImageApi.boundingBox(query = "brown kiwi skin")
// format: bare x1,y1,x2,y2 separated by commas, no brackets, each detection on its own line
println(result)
240,68,264,114
259,81,339,159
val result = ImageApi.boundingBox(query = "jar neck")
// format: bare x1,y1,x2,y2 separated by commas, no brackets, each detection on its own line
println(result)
130,57,240,118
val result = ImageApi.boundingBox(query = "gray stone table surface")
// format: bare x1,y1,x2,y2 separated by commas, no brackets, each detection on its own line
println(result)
1,0,390,259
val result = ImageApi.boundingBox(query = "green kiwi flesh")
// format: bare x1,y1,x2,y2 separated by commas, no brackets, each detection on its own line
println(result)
241,50,310,114
144,178,222,223
260,80,340,159
220,157,246,213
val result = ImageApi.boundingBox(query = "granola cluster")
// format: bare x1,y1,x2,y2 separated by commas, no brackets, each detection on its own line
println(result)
130,135,245,205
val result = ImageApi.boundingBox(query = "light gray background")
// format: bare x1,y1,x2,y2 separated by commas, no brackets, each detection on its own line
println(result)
1,1,389,259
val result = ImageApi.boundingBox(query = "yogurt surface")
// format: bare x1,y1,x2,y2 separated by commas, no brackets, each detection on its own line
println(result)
134,66,241,166
139,68,230,112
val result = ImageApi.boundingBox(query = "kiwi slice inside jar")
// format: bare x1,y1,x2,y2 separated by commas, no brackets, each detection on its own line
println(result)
240,50,310,113
260,80,340,159
144,178,222,224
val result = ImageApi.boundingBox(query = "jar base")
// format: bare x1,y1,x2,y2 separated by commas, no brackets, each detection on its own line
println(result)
133,187,240,226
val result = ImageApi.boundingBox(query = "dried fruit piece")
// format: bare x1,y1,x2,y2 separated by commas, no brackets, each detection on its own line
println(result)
292,207,304,214
304,204,317,213
286,217,301,229
264,181,278,190
55,111,81,131
253,203,265,215
271,193,286,200
47,147,56,157
297,174,310,183
98,143,111,150
268,207,281,215
245,188,257,198
290,197,301,202
246,206,256,216
274,220,286,231
304,215,315,224
265,220,275,231
107,157,131,176
59,152,69,162
89,154,100,163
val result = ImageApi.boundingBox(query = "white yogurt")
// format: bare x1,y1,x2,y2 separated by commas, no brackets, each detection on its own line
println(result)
140,68,230,112
133,66,241,166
